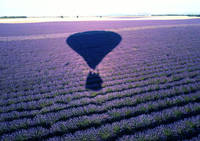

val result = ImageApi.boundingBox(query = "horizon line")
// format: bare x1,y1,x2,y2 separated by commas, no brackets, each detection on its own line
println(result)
1,14,200,18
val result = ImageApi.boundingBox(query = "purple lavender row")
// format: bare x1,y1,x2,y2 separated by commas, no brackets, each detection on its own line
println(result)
0,74,199,112
1,54,198,97
0,82,199,123
1,51,199,88
2,55,199,96
1,65,199,107
1,34,198,86
46,102,200,141
1,90,199,138
1,53,198,95
1,81,198,124
1,76,199,115
0,80,199,121
2,61,194,100
117,115,200,141
1,65,196,106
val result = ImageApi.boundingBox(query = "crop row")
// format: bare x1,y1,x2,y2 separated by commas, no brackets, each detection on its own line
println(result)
1,52,199,82
0,74,199,114
1,54,199,95
50,104,200,141
117,115,200,141
0,89,199,137
1,63,199,105
1,62,199,99
1,64,196,106
1,82,199,123
0,57,194,95
2,55,199,93
2,101,199,141
1,81,199,122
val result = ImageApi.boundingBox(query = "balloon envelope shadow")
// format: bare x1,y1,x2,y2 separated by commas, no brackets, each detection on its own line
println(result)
67,31,121,91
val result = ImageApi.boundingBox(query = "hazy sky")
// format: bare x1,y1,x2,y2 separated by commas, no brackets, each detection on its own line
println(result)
0,0,200,16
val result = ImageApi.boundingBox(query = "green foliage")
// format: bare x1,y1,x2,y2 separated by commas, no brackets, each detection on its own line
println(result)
60,124,67,131
113,125,120,134
96,98,104,104
91,92,98,97
174,110,182,118
78,119,90,127
125,110,132,116
66,97,72,103
89,108,96,113
106,88,113,93
111,112,121,119
62,81,69,85
185,121,196,129
163,128,173,137
139,106,147,113
128,84,133,89
140,77,145,81
182,87,189,93
124,99,132,105
172,76,183,81
183,96,191,102
100,130,111,140
135,83,140,87
15,134,28,141
40,101,53,108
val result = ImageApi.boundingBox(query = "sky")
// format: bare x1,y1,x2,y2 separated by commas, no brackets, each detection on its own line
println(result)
0,0,200,16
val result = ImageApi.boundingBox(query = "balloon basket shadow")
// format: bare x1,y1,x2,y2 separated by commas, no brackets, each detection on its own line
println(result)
85,69,103,91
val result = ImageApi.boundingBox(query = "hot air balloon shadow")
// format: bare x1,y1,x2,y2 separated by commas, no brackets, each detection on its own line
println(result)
67,31,122,91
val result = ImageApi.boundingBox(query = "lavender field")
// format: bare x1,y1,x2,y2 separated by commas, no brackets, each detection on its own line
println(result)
0,19,200,141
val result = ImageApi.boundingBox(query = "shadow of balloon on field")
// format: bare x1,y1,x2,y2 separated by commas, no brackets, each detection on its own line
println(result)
67,31,121,91
85,72,103,91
